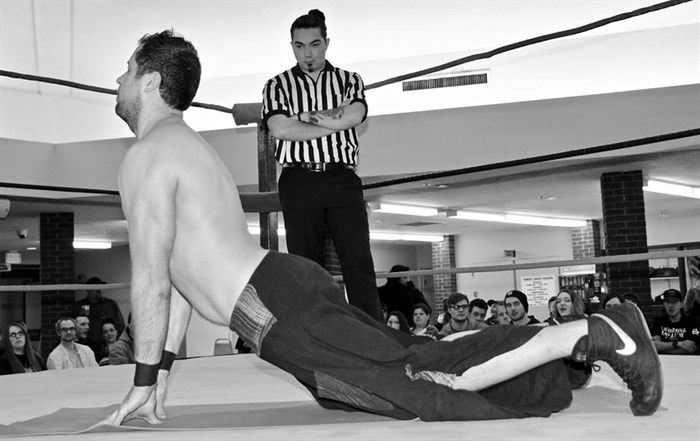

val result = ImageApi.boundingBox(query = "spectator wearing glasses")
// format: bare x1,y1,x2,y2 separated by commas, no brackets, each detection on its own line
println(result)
47,317,98,370
0,321,46,375
438,293,487,338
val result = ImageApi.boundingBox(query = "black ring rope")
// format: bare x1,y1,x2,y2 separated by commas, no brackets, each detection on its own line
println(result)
365,0,692,90
2,128,698,196
362,128,700,190
0,0,691,112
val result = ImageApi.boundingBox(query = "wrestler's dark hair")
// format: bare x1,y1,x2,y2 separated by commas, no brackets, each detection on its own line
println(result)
135,29,201,111
469,298,488,313
291,9,327,39
3,321,45,374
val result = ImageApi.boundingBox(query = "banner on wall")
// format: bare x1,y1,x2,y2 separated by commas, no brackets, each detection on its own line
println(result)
520,275,557,306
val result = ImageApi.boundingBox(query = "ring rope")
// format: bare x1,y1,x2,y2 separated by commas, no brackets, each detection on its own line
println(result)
333,249,700,281
2,127,698,197
365,0,692,90
0,282,129,293
0,0,690,113
362,128,700,190
1,250,695,291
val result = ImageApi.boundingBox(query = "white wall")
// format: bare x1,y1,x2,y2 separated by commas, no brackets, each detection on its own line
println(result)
647,209,700,246
455,226,574,321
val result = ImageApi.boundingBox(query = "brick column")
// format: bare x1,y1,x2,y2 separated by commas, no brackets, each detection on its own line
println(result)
571,220,602,260
600,171,650,304
571,219,605,307
431,235,455,315
39,212,75,358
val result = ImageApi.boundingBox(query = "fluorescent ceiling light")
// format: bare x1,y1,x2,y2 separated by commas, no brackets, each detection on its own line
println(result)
371,202,438,217
447,210,586,228
643,179,700,199
447,211,506,222
370,231,443,242
73,241,112,249
504,214,587,228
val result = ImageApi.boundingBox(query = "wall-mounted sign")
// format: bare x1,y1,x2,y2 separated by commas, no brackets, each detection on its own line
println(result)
520,275,557,306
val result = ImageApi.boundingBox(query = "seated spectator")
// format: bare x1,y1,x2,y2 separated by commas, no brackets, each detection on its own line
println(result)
386,311,411,334
545,290,587,325
438,293,487,337
0,321,46,375
435,297,453,332
504,290,540,325
98,318,119,366
493,301,511,325
411,303,438,339
544,291,592,388
75,314,105,363
546,296,558,320
484,300,498,326
468,298,488,324
651,289,699,355
72,277,126,343
47,317,98,370
109,315,135,365
622,291,641,307
602,291,624,309
378,265,427,327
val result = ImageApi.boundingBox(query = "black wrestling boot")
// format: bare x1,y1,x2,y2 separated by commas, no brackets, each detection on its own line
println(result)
571,303,663,416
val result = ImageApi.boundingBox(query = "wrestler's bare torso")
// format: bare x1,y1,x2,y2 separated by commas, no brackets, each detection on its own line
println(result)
118,115,267,326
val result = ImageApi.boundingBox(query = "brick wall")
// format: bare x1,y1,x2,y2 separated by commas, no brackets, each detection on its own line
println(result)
571,219,601,260
600,171,650,303
39,212,75,358
431,235,455,314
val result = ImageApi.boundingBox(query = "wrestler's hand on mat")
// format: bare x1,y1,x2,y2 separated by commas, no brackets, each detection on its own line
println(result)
102,385,160,426
155,369,170,419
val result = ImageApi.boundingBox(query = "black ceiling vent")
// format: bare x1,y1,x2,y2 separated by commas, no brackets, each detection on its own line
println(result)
402,72,487,92
399,221,443,227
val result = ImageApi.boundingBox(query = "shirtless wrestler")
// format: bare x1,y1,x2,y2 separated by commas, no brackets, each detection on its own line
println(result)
104,30,662,425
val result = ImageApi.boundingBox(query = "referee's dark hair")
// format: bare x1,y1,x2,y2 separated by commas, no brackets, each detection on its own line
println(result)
291,9,327,39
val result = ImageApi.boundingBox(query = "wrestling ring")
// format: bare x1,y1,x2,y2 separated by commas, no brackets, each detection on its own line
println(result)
1,1,699,439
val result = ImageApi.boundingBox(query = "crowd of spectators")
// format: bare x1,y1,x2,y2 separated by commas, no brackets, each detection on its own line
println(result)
2,272,698,378
1,276,132,376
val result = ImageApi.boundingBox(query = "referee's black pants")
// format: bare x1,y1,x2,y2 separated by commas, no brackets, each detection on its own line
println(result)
278,168,383,321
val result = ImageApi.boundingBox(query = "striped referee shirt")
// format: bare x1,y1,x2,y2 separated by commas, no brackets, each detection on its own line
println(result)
261,61,368,165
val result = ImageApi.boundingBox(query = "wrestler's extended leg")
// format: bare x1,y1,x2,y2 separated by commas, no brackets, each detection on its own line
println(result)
452,320,587,391
453,304,663,416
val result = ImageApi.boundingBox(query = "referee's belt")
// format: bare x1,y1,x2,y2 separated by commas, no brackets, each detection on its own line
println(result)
283,162,356,172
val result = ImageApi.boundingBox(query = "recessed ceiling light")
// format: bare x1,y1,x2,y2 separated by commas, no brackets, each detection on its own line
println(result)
73,241,112,249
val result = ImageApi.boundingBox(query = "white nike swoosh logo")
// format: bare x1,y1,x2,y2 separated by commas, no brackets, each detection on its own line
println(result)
594,314,637,356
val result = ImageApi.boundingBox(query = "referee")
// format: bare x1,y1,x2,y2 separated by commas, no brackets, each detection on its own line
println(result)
261,9,382,321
